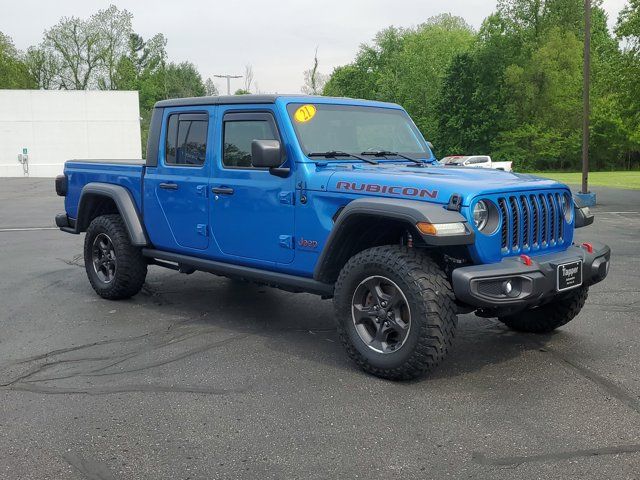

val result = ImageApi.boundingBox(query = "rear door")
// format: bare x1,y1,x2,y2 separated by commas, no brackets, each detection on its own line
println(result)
209,108,295,264
144,109,212,252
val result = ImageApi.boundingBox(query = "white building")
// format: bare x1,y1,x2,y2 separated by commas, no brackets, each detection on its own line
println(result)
0,90,142,177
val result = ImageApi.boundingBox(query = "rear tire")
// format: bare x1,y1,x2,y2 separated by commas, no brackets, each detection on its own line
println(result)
334,246,457,380
498,286,588,333
84,214,147,300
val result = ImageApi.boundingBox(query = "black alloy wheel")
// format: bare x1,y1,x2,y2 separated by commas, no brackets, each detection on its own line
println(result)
351,275,411,354
91,233,117,283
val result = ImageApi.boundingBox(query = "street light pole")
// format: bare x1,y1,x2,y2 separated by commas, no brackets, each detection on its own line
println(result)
214,74,243,95
581,0,591,195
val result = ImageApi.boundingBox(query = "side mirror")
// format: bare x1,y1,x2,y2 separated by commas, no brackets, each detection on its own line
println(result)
426,141,434,150
252,139,282,168
251,139,289,177
573,197,594,228
574,205,594,228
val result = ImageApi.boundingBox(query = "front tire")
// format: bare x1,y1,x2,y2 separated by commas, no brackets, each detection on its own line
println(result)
498,286,589,333
84,214,147,300
334,246,457,380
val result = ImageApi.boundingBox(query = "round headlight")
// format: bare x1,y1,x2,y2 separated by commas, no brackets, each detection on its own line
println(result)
561,193,573,222
473,201,489,231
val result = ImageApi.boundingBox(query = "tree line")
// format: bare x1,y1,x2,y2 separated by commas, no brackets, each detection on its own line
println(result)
324,0,640,171
0,5,326,155
0,5,222,153
2,1,640,170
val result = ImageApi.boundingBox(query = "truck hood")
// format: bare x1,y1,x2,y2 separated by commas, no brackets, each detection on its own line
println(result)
323,163,567,205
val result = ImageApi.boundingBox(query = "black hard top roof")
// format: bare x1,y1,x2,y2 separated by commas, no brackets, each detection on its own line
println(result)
155,94,285,108
154,94,401,110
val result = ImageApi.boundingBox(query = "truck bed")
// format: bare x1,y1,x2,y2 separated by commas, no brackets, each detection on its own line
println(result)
64,160,145,220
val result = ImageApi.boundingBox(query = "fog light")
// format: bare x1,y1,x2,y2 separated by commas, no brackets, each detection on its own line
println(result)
502,280,513,295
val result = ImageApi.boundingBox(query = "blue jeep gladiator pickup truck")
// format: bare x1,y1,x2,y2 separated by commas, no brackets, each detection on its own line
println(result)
55,94,610,380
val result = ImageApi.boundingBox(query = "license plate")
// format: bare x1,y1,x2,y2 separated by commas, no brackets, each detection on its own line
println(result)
557,260,583,292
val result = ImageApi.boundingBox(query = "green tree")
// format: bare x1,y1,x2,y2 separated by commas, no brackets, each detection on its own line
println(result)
394,15,475,143
615,0,640,167
0,32,35,88
437,0,633,170
498,28,583,170
323,15,474,151
164,62,205,98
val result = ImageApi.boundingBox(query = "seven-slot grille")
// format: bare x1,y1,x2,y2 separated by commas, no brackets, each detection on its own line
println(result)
497,192,566,254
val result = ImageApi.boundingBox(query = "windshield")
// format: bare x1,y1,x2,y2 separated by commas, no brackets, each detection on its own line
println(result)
286,103,432,160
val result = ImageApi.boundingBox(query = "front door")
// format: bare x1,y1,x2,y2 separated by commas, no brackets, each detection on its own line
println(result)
144,110,211,252
210,109,295,264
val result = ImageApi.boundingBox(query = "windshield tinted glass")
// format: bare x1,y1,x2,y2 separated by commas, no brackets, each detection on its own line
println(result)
287,103,431,159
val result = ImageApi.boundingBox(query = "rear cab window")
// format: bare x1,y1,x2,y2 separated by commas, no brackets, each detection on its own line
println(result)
165,112,209,166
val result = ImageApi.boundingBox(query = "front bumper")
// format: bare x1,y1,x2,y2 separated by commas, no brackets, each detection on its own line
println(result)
452,242,610,309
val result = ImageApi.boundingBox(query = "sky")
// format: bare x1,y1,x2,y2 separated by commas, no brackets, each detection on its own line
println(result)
1,0,630,94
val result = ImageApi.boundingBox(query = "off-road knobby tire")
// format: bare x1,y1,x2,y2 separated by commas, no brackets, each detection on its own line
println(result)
334,246,457,380
84,214,147,300
498,286,588,333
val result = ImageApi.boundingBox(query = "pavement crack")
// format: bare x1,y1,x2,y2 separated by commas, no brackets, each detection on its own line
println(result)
63,452,116,480
472,444,640,466
1,355,117,387
553,351,640,415
56,254,84,268
4,332,153,368
12,382,251,396
0,328,251,396
484,323,640,416
87,333,250,377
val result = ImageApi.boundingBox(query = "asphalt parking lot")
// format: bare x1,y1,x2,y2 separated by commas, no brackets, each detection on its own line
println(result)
1,178,639,480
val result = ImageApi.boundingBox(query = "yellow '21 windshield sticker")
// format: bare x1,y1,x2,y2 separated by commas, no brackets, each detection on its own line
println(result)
294,104,317,123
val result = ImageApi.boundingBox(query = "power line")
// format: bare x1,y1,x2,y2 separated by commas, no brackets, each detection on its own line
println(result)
214,74,243,95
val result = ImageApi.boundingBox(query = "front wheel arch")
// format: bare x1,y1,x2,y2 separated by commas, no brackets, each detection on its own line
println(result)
313,197,474,283
315,214,421,284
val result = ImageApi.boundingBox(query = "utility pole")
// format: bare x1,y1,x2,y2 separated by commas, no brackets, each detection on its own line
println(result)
214,74,243,95
581,0,591,195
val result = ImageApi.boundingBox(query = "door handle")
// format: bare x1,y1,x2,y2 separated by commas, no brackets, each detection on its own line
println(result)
159,182,178,190
211,187,234,195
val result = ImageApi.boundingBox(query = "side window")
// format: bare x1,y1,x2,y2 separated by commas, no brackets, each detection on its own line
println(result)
165,113,208,166
223,113,279,168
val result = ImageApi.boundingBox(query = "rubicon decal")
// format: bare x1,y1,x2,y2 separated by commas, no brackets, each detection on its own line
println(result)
336,181,438,199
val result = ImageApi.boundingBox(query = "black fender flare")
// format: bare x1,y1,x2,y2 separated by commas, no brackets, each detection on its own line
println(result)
77,183,149,246
313,197,474,282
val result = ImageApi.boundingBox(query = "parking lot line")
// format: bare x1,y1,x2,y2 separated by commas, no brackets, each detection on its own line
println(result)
0,227,57,232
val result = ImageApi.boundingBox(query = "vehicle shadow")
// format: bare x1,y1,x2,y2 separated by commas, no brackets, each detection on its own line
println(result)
135,269,558,382
0,267,561,393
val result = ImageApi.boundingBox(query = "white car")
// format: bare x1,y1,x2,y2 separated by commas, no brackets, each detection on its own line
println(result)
441,155,513,172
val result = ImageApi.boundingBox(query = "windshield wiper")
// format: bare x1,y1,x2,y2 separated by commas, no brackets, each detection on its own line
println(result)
361,150,424,165
308,151,378,165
